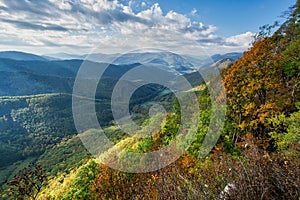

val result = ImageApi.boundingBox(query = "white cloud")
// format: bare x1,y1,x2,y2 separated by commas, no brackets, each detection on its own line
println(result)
0,0,254,55
191,8,197,16
141,2,146,7
137,3,163,20
49,0,72,10
225,32,254,47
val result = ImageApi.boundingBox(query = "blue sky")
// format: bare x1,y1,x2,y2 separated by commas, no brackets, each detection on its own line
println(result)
0,0,296,56
151,0,296,36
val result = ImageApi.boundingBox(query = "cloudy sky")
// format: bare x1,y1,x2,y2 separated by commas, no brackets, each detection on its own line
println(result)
0,0,296,56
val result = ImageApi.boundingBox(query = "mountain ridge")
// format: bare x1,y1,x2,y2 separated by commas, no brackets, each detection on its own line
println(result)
0,51,48,61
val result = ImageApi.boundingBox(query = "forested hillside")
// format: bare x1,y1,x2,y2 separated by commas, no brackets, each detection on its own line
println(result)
1,1,300,199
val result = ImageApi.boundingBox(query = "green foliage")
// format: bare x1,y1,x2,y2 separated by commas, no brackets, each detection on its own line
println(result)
185,89,212,156
102,126,128,144
136,137,154,153
61,160,99,200
36,160,99,200
0,94,76,178
222,135,241,157
269,103,300,152
219,119,241,156
187,109,210,156
0,94,128,183
161,113,180,145
37,136,91,177
160,97,184,146
282,38,300,78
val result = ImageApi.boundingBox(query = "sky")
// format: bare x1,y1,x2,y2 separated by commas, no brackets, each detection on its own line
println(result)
0,0,296,56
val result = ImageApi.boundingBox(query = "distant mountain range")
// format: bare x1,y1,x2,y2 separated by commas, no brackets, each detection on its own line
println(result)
0,51,48,61
0,50,241,96
0,58,141,96
211,52,242,62
44,51,242,65
44,52,202,74
0,50,242,63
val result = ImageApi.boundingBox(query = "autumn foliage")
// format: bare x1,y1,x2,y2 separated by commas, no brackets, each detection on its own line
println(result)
4,163,46,200
222,1,300,147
